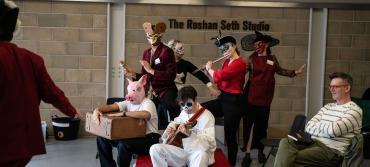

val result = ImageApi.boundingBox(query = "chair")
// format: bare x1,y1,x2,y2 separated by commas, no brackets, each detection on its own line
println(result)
351,97,370,159
260,127,287,167
341,133,363,167
261,138,280,167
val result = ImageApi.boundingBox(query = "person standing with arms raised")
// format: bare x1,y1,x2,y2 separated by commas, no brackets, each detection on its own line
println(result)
240,31,306,167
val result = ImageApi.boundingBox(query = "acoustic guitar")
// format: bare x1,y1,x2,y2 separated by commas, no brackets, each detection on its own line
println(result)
165,107,206,148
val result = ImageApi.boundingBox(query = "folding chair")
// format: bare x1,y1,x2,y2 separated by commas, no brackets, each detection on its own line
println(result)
261,127,288,167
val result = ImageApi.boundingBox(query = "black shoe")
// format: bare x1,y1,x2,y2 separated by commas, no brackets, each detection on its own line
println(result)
241,156,252,167
240,146,247,152
258,152,267,163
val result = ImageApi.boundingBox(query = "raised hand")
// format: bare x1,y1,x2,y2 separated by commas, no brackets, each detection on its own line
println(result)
140,60,154,75
295,64,306,75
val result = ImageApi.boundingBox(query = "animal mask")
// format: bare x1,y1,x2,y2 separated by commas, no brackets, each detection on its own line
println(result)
125,75,147,105
143,22,166,45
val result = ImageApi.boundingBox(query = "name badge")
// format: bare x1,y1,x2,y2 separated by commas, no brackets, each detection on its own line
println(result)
155,58,161,65
267,59,274,66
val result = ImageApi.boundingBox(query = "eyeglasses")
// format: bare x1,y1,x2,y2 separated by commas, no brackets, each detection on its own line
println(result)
179,102,192,107
328,84,348,90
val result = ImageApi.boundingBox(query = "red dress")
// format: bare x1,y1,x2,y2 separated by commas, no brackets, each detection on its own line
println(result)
0,42,77,162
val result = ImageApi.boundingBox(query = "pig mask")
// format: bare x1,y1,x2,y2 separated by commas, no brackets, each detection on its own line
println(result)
125,75,147,105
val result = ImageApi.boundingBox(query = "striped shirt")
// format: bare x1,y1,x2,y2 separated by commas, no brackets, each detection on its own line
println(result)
305,101,362,154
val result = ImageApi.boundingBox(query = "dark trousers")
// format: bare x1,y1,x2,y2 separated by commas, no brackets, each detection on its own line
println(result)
153,89,180,130
202,92,244,166
242,103,270,151
96,133,160,167
0,157,31,167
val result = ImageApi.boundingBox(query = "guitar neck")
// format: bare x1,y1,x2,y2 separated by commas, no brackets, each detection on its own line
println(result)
187,107,205,123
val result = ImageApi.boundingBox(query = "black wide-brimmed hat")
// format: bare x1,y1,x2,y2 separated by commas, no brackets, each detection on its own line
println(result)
0,0,19,41
241,31,279,51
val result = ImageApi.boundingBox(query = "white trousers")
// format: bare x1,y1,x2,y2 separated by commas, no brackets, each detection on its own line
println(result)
149,143,210,167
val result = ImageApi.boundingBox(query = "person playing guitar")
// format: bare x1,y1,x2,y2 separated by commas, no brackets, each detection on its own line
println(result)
149,86,216,167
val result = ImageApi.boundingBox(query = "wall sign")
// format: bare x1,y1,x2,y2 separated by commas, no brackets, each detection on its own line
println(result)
168,19,270,31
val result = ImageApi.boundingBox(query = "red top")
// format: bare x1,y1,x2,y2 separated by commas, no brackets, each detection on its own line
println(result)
213,57,247,94
0,42,77,162
137,43,177,96
247,53,295,106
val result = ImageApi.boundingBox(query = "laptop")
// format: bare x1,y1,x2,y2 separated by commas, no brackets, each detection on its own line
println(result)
287,114,314,145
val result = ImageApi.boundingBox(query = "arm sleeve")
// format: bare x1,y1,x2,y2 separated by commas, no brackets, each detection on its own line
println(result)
213,59,246,83
272,55,296,77
305,107,324,136
141,99,157,120
306,104,363,138
185,60,211,85
116,101,128,112
182,112,217,152
31,51,77,117
161,115,184,142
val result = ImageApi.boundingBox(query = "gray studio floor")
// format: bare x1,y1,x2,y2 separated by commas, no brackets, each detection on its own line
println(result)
27,137,274,167
27,137,369,167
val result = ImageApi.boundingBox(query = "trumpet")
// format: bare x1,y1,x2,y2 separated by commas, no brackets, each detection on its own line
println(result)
193,54,230,73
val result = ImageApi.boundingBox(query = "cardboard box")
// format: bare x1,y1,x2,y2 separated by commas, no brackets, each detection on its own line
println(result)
85,112,146,140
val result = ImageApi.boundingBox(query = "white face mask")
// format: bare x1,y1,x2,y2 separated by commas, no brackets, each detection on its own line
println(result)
146,33,161,45
174,43,184,55
179,100,194,114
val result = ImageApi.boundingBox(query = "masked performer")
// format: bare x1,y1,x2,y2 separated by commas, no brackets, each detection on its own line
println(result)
0,1,82,166
123,22,179,129
240,31,305,167
94,75,160,167
202,35,247,166
150,86,216,167
166,39,219,96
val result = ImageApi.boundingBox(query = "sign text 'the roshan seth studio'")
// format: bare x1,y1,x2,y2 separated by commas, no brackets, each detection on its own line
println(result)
168,19,271,31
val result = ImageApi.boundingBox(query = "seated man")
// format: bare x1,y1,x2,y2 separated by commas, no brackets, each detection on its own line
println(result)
274,72,363,167
150,86,216,167
93,75,160,167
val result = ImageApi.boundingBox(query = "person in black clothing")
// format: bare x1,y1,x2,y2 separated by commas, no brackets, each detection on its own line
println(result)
166,39,219,96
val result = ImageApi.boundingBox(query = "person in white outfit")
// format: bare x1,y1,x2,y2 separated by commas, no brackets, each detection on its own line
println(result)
150,86,216,167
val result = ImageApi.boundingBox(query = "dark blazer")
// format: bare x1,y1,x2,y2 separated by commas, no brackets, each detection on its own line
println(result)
0,42,76,162
137,43,177,96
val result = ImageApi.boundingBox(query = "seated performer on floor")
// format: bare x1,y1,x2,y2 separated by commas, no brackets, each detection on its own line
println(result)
93,75,160,167
150,86,216,167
